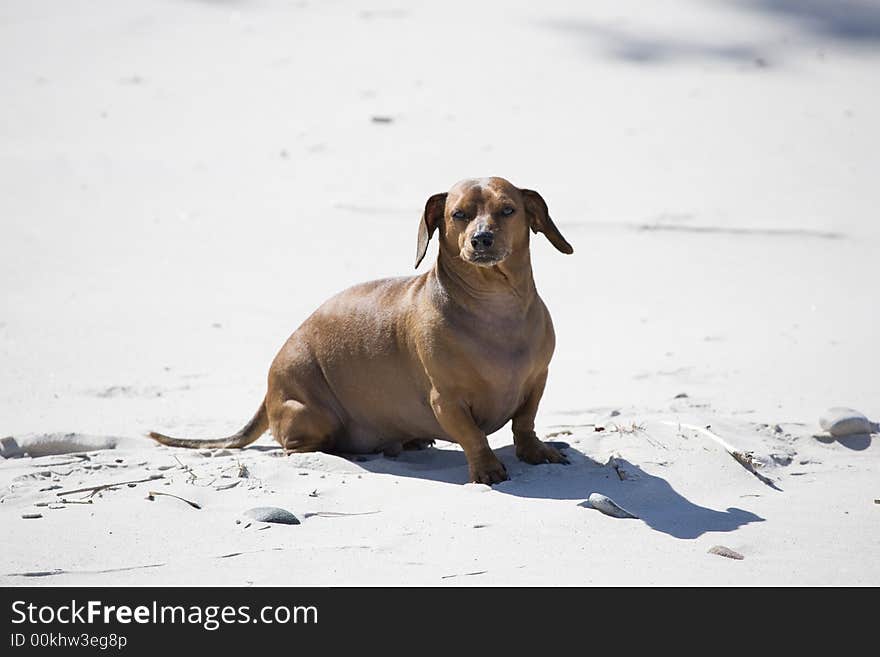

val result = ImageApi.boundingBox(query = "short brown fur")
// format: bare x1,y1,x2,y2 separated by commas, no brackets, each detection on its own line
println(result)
150,177,573,484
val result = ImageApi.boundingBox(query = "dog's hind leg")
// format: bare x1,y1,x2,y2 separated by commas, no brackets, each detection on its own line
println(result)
271,399,340,454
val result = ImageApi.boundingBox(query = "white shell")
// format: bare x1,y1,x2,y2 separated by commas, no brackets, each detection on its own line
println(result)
708,545,744,560
819,408,878,437
586,493,639,519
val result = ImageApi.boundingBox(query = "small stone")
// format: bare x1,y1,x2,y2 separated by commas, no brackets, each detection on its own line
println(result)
371,115,393,123
708,545,744,560
674,393,688,399
819,407,878,437
609,410,621,417
0,436,24,458
585,493,638,519
21,513,43,519
243,507,300,525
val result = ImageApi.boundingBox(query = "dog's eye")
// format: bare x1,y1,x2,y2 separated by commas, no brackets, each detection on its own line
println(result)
502,207,515,216
451,210,466,220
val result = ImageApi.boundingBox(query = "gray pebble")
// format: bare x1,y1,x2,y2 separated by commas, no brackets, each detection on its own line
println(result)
21,513,43,519
243,507,300,525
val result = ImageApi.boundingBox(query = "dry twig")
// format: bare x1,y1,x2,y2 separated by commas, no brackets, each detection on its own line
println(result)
664,422,781,491
55,475,164,498
146,490,201,509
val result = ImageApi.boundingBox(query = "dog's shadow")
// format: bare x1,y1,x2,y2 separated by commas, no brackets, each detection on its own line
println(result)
347,442,764,540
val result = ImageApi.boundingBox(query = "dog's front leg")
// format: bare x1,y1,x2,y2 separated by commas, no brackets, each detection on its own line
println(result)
512,372,569,465
429,389,508,484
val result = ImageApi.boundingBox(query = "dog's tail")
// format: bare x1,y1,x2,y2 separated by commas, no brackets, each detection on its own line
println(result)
148,397,269,449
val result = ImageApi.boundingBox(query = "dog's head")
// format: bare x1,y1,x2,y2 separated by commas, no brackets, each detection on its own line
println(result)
414,177,573,269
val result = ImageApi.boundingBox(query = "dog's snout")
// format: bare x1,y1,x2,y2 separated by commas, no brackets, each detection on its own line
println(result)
471,231,494,251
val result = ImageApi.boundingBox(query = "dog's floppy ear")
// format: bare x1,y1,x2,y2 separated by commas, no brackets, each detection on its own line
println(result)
521,189,573,255
415,192,448,268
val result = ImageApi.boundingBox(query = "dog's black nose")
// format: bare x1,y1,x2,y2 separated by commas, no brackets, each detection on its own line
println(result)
471,231,494,251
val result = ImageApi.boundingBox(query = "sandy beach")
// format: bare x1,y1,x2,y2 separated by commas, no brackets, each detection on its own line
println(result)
2,0,878,585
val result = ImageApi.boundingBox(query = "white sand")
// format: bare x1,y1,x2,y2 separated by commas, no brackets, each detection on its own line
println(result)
1,0,878,585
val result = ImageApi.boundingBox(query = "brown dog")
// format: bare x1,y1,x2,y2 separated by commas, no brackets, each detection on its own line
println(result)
150,177,573,484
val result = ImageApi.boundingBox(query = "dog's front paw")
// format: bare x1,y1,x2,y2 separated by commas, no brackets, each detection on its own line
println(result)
468,456,509,485
515,439,569,465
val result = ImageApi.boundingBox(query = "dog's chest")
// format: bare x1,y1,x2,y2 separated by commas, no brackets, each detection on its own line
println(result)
431,294,555,432
465,334,547,430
